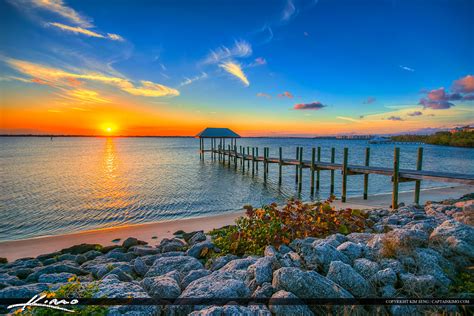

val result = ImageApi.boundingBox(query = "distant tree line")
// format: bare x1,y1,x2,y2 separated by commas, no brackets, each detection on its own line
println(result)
391,131,474,148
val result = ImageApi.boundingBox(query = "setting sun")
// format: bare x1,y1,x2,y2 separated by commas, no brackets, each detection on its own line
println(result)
106,127,112,133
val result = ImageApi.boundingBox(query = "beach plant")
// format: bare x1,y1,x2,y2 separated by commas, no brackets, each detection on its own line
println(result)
209,197,368,256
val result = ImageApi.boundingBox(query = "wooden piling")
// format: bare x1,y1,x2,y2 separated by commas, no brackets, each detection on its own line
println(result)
310,147,315,195
342,148,348,203
363,147,370,200
266,147,269,174
298,147,303,192
242,146,245,172
256,148,259,171
414,147,423,204
247,146,250,168
279,147,283,185
295,147,299,183
330,147,335,196
228,145,231,167
316,146,321,191
234,145,238,169
392,147,400,209
263,147,268,182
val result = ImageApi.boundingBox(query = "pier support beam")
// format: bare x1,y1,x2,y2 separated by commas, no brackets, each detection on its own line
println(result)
342,148,348,202
263,147,268,182
279,147,283,185
298,147,303,192
256,148,259,171
295,147,299,183
330,148,335,196
392,147,400,209
252,147,255,176
316,146,321,191
363,147,370,200
414,147,423,204
310,148,315,195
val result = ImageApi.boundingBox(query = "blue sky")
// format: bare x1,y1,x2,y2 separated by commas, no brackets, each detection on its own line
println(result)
1,0,473,136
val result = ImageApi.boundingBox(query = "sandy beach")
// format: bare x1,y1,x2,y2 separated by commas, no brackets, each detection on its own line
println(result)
1,185,472,261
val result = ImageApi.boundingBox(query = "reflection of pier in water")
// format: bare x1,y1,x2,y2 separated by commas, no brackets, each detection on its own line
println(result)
196,127,474,209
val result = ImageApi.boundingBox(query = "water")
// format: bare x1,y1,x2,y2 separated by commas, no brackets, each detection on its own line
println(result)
1,137,473,242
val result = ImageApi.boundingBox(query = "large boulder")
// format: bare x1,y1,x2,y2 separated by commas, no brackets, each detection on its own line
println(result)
188,231,207,246
181,269,211,289
207,254,239,271
122,237,147,249
189,304,271,316
186,241,214,258
429,220,474,260
247,256,279,286
145,256,203,278
38,272,75,283
326,261,373,297
297,241,350,273
336,241,365,261
179,271,251,299
272,267,353,299
0,283,49,298
133,256,149,277
269,290,314,316
141,275,181,299
219,257,258,272
0,273,25,286
399,273,436,296
369,268,397,287
158,238,187,253
25,263,87,282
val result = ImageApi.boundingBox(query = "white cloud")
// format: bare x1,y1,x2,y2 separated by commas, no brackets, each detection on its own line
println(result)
203,40,252,65
219,61,249,86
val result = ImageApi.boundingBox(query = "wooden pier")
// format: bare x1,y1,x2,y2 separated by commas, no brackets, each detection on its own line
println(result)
196,128,474,209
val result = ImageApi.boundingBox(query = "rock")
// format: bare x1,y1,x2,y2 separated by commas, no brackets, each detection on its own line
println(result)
83,250,102,261
346,232,376,244
0,273,25,286
60,243,103,255
159,238,187,253
10,268,34,280
269,290,314,316
369,268,397,287
272,267,353,299
74,255,87,265
353,259,381,280
181,269,210,289
186,240,214,258
26,263,87,282
264,245,278,257
399,273,436,296
0,283,49,298
190,304,271,316
133,257,149,277
130,245,161,256
105,251,136,262
379,259,403,274
43,258,57,266
380,284,397,297
180,271,251,299
298,242,350,273
208,254,239,270
37,251,62,261
252,282,274,298
146,256,203,277
336,241,364,261
182,230,203,243
106,267,133,282
279,251,303,268
278,245,292,254
141,275,181,299
326,261,373,297
0,258,7,264
57,254,77,262
247,256,279,285
87,262,132,279
321,233,347,248
384,228,429,250
413,248,452,290
94,275,149,298
38,272,75,283
220,257,258,272
122,237,147,249
430,220,474,260
188,231,207,246
140,251,185,265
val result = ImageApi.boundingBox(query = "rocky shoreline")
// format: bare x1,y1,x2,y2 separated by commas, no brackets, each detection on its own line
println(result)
1,194,473,315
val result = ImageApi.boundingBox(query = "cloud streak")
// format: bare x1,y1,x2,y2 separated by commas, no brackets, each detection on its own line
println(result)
219,61,249,86
386,116,404,121
203,40,252,65
294,101,326,110
49,22,123,41
278,91,293,98
179,72,208,87
400,65,415,72
257,92,271,99
337,116,360,122
363,96,376,104
31,0,92,27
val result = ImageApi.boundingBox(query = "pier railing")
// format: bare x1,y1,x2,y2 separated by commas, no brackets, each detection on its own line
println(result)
201,145,474,208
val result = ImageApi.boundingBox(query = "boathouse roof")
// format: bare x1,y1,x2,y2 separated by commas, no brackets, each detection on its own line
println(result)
196,127,240,138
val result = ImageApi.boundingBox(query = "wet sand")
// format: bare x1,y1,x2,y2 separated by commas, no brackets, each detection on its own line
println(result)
0,185,471,261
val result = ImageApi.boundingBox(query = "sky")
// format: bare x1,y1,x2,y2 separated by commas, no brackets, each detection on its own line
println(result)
0,0,473,136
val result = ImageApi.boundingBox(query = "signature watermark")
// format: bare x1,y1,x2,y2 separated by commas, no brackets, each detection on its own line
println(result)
7,294,78,313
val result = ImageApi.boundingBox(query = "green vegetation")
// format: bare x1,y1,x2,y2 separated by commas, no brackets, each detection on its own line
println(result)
14,276,108,316
391,131,474,148
209,198,368,256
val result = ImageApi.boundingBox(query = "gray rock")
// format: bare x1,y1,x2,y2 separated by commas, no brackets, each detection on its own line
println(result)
369,268,397,287
384,228,429,249
298,242,350,273
269,290,314,316
0,283,49,298
133,257,149,277
186,240,214,258
10,268,34,280
413,248,452,290
336,241,364,261
94,274,149,298
130,245,161,256
279,251,302,268
264,245,278,257
247,256,279,285
122,237,146,249
141,251,185,265
208,254,239,270
105,251,136,262
26,263,87,282
400,273,436,296
57,254,77,262
326,261,373,297
379,258,403,274
190,304,271,316
188,231,207,246
272,267,353,299
146,256,203,277
87,262,132,279
252,282,274,298
180,271,251,299
0,273,25,286
181,269,211,289
105,267,133,281
159,238,187,253
38,272,75,283
278,245,292,255
321,233,347,247
75,255,87,265
141,275,181,299
430,220,474,260
220,257,258,272
353,258,380,280
346,232,375,244
83,250,102,261
380,284,397,297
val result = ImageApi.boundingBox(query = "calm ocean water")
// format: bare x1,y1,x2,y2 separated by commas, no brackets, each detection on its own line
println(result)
1,137,473,241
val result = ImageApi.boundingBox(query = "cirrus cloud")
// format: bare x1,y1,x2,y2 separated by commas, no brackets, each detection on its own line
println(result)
48,22,124,40
203,40,252,65
386,116,404,121
294,101,326,110
219,61,249,86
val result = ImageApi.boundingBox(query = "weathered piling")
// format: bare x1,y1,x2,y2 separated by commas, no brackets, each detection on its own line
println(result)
363,147,370,200
295,147,299,183
342,147,348,202
279,147,283,185
330,147,335,196
310,148,316,195
316,146,321,191
298,147,303,192
263,147,268,182
256,148,259,171
392,147,400,209
252,147,255,176
414,147,423,204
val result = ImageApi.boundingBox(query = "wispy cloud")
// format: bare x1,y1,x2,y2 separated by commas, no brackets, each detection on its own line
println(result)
363,96,376,104
30,0,92,27
3,57,179,98
278,91,293,98
399,65,415,72
294,101,326,110
64,89,110,103
281,0,297,22
337,116,360,122
247,57,267,67
179,72,208,87
407,111,423,117
48,23,124,41
386,116,404,121
256,92,271,99
219,61,249,86
203,40,252,65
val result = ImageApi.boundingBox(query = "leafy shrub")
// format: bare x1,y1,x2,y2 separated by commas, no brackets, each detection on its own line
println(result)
209,198,368,256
